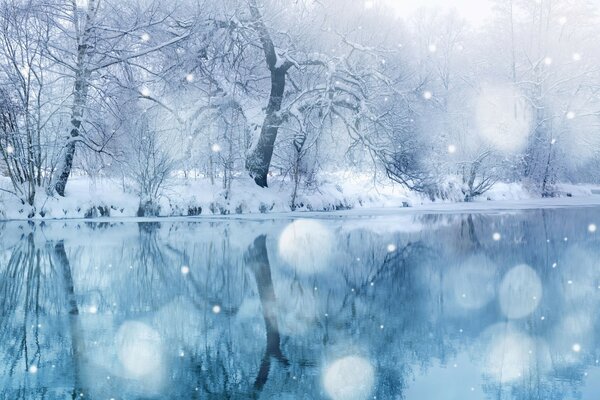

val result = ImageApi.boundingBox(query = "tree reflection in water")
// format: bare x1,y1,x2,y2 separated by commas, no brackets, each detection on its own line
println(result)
0,209,600,399
244,235,289,392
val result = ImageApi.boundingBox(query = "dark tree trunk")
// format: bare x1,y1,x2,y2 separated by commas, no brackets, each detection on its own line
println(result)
245,0,293,188
244,235,288,392
54,135,77,197
246,68,287,187
52,241,86,398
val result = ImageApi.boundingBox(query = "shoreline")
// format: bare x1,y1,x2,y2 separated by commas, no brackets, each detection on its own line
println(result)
3,195,600,223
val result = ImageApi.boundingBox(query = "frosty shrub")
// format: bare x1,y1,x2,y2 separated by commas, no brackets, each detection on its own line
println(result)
122,113,175,216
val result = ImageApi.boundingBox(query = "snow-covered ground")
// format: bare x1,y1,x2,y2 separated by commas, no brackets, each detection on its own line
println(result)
0,173,413,220
1,174,600,220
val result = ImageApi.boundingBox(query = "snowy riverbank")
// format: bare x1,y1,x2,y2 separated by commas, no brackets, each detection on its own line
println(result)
1,174,600,220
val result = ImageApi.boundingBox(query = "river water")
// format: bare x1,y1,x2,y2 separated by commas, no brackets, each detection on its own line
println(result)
1,207,600,399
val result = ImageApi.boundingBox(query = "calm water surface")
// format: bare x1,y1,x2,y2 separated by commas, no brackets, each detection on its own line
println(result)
2,208,600,399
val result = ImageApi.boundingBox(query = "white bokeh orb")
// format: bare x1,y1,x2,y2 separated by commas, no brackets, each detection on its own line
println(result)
277,283,318,336
153,297,209,349
475,84,532,154
482,324,550,383
279,220,333,274
588,224,596,233
323,356,375,400
116,321,163,379
560,246,600,302
498,264,542,319
444,254,497,310
548,312,592,366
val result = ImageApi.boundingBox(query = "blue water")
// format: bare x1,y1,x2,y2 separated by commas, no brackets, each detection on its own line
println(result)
1,208,600,399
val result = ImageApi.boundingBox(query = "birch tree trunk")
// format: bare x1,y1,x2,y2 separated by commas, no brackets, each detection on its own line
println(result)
54,68,90,196
53,0,96,196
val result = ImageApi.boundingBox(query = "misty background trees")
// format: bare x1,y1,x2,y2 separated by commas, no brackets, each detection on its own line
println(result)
2,0,600,213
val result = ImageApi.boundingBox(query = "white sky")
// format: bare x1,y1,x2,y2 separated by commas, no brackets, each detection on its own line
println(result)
382,0,493,26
